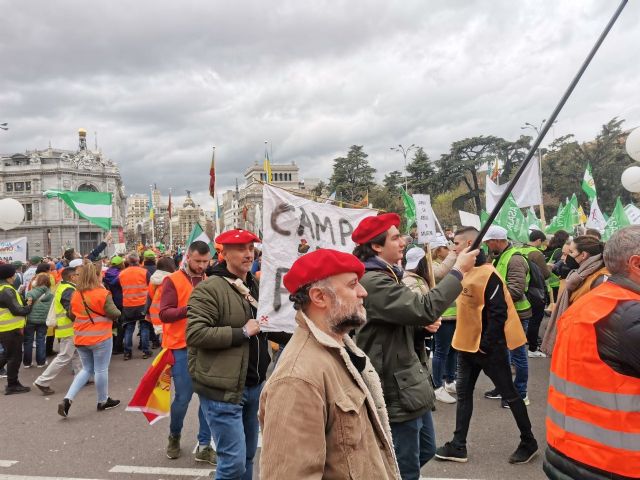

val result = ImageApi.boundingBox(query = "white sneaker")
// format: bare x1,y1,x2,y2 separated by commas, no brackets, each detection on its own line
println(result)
444,381,457,394
523,395,531,406
435,386,456,404
528,350,547,358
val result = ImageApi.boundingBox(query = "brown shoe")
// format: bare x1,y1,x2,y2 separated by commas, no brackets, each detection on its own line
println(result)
33,382,55,396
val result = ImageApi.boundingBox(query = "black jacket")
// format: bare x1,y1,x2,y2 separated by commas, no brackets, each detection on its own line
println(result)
0,280,31,317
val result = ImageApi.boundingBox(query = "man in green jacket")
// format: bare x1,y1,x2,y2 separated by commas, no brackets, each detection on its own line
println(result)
353,213,478,480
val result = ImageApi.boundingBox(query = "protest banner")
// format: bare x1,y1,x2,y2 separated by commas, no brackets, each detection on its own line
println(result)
0,237,27,263
258,184,375,333
413,194,437,243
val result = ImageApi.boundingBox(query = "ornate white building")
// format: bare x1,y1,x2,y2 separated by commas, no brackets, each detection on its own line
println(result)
0,129,126,257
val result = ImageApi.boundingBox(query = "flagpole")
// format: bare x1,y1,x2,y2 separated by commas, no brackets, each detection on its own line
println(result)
169,187,173,253
149,184,156,247
471,0,628,250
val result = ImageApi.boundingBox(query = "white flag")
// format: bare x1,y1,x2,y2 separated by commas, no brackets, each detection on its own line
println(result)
485,159,542,211
586,197,607,231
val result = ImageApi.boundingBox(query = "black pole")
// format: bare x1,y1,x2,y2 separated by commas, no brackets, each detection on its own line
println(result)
471,0,628,250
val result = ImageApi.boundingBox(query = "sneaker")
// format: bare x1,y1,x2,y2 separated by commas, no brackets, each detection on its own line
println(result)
501,399,510,409
502,396,530,409
0,368,7,378
195,445,217,465
435,386,456,404
435,442,468,463
36,361,49,368
166,434,181,459
484,388,501,399
508,439,538,464
97,397,121,411
123,352,132,361
5,384,31,395
23,364,32,369
58,398,72,417
444,381,457,394
142,351,152,359
33,382,55,395
528,350,547,358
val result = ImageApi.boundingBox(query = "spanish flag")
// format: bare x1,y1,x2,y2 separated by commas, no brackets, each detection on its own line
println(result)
126,348,174,424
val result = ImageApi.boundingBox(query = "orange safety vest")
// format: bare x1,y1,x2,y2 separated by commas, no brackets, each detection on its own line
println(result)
147,282,163,326
119,266,148,307
70,288,113,346
161,270,196,350
546,281,640,478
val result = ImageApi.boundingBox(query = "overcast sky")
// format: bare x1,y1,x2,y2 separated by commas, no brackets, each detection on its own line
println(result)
1,0,638,211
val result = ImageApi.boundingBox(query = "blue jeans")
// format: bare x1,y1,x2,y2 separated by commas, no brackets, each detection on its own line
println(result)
199,383,263,480
170,348,211,445
23,323,48,366
509,317,529,398
123,320,151,354
65,337,112,403
390,411,436,480
432,321,457,388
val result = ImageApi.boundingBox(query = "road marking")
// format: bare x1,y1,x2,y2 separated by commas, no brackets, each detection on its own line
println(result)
109,465,214,476
0,461,18,468
420,478,483,480
0,476,105,480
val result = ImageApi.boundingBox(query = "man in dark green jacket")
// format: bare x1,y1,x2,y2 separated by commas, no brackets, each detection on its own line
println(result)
353,213,478,480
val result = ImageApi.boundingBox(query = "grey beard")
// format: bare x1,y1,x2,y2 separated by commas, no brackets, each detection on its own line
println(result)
330,314,365,335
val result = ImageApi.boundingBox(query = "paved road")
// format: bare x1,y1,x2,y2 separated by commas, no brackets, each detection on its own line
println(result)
2,341,550,480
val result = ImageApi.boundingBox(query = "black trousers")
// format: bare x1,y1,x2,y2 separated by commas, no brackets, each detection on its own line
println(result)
0,329,24,387
452,348,534,448
526,300,546,352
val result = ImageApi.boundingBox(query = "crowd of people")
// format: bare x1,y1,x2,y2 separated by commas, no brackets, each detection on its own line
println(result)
0,217,638,480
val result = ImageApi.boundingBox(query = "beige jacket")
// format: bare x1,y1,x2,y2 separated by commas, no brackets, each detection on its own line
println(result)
259,311,400,480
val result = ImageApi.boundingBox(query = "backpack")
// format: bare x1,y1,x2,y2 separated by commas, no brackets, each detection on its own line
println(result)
518,248,546,307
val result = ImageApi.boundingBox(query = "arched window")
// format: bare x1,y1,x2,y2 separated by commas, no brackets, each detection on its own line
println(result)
78,183,98,192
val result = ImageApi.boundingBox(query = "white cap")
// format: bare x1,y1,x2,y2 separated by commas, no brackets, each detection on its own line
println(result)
483,225,508,241
429,236,449,250
405,247,425,270
68,259,83,268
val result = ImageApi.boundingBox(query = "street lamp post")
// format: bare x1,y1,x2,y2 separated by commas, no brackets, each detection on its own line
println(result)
521,120,556,225
390,143,417,191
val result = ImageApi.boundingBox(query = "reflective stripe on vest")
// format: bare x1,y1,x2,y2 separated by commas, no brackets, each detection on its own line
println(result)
546,281,640,477
494,247,531,312
70,288,113,346
119,266,148,307
0,284,26,332
54,282,75,339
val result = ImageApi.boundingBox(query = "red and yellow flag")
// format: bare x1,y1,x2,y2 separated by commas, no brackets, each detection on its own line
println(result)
126,348,174,424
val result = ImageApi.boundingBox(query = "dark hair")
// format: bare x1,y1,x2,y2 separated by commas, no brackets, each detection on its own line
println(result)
585,228,602,240
62,267,76,281
290,283,312,311
548,230,569,250
35,263,51,274
63,249,76,262
156,257,176,273
415,257,430,283
352,231,387,262
454,226,479,237
529,230,547,243
573,235,604,256
188,240,210,255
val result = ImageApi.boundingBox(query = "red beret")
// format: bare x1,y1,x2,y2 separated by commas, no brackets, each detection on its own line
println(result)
283,249,365,294
351,213,401,244
215,229,260,245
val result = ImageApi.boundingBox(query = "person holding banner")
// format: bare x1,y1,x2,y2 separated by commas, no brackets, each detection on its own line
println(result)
259,249,400,479
352,213,478,480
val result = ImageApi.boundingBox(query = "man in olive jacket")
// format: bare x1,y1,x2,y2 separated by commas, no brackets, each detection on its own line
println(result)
353,213,478,480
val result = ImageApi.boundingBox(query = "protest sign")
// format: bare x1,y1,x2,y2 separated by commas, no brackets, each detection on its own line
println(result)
258,185,375,333
0,237,27,263
413,194,437,243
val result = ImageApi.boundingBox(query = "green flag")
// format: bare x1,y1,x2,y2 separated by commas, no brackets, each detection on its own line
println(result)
400,187,416,232
493,193,529,243
602,198,631,241
527,207,543,232
568,194,581,226
546,198,580,234
581,162,597,201
480,210,489,227
186,222,213,249
44,190,112,230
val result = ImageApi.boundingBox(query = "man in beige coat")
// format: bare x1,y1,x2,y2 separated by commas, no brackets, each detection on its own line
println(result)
259,249,400,479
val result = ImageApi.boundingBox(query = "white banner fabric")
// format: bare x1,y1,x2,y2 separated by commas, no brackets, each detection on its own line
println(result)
0,237,27,263
485,159,542,211
459,210,481,229
258,185,375,333
624,204,640,225
413,194,437,243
